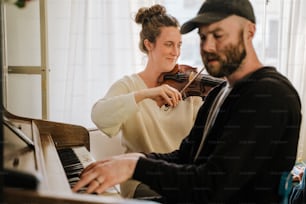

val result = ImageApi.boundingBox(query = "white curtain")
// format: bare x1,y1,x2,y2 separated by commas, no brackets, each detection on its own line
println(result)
47,0,204,128
48,0,141,128
278,0,306,161
47,0,306,160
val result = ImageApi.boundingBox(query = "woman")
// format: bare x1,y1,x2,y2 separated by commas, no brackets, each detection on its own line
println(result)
91,4,203,198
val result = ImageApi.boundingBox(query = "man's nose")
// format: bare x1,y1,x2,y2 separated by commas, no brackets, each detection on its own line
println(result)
201,37,216,53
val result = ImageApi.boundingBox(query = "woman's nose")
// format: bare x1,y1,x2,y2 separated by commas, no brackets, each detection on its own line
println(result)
172,46,180,56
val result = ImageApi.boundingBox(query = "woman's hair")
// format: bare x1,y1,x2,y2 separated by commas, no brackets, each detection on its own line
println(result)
135,4,180,54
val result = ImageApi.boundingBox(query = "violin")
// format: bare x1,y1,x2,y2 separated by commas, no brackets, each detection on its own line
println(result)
157,64,225,100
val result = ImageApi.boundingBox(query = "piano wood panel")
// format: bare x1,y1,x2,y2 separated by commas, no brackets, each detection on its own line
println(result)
3,110,152,204
3,123,36,172
4,110,90,150
4,188,131,204
34,119,90,151
39,131,71,192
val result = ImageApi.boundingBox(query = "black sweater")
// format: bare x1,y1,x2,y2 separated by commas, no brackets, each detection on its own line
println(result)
133,67,302,204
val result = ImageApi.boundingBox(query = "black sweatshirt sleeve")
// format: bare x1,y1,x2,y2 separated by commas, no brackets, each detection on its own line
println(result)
132,75,301,203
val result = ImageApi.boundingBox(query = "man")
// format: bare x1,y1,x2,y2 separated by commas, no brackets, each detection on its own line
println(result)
73,0,302,203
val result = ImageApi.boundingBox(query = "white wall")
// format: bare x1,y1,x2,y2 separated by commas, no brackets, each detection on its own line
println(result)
4,1,42,118
89,130,125,159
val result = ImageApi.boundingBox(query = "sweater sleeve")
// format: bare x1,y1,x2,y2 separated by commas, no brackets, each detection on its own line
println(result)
91,78,139,137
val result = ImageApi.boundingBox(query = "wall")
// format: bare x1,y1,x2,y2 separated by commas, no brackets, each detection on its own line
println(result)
89,129,125,160
4,1,42,118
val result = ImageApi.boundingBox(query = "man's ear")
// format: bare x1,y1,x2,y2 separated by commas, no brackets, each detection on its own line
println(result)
144,39,153,51
246,23,256,40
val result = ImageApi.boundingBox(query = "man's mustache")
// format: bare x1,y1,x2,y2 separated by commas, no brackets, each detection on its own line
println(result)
203,52,220,62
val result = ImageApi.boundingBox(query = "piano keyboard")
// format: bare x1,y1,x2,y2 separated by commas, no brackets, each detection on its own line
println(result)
57,147,120,194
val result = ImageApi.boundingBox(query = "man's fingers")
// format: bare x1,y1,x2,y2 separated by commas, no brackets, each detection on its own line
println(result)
72,170,98,192
95,181,113,195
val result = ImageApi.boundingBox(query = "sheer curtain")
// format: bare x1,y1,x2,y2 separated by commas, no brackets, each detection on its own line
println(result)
278,0,306,161
47,0,203,128
48,0,141,128
47,0,306,160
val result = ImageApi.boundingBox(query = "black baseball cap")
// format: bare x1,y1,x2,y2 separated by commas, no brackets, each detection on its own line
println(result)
181,0,256,34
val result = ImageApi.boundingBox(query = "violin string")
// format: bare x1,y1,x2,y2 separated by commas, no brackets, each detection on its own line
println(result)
163,67,204,111
180,67,205,94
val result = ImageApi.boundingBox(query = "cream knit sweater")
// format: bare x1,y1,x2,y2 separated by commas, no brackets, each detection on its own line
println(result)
91,74,203,197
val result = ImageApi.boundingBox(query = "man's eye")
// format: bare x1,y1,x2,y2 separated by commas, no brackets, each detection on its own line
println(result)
200,35,206,42
214,34,222,39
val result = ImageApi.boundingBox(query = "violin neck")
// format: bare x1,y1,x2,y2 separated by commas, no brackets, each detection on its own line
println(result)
200,75,225,87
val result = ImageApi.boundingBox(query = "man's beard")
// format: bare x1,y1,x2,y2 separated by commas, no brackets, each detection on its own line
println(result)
203,34,246,78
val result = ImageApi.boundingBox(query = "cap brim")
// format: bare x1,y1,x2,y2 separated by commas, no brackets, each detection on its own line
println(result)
180,12,229,34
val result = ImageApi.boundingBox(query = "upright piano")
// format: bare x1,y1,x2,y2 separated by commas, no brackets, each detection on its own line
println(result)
3,111,152,204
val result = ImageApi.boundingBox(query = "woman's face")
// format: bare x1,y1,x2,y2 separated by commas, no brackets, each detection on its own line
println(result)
148,26,182,72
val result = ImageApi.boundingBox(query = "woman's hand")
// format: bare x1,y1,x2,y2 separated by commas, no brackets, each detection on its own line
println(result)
72,153,144,194
135,84,182,107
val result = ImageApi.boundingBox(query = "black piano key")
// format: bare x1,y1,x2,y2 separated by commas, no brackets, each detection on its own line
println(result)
64,164,83,173
57,148,84,188
57,147,104,195
68,177,80,183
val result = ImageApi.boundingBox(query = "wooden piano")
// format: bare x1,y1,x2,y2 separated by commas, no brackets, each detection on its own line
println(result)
3,111,152,204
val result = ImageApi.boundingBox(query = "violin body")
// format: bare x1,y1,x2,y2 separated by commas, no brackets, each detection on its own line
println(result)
157,64,225,100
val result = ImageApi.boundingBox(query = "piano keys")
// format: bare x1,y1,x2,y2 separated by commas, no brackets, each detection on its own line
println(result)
3,110,153,204
57,147,119,194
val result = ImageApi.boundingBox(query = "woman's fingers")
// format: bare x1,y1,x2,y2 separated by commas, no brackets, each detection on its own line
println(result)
135,84,182,107
158,84,182,107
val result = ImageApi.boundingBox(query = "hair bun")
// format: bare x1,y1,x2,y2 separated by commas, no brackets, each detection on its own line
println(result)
135,4,166,24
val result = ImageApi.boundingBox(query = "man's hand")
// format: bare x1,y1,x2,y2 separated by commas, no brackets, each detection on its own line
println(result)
72,153,145,194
